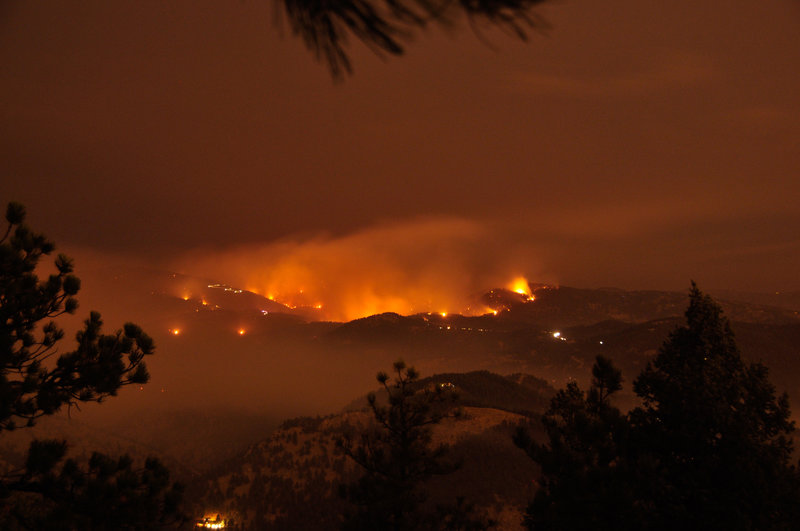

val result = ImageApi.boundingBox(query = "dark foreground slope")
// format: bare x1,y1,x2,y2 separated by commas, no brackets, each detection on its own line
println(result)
192,371,556,530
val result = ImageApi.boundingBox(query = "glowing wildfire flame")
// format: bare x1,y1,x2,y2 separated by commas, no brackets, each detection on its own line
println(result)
171,271,540,322
171,218,549,321
509,277,535,301
197,522,224,529
196,516,225,529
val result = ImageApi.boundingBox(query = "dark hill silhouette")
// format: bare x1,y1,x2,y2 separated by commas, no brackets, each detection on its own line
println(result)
711,289,800,313
488,284,800,328
344,370,556,417
193,370,552,529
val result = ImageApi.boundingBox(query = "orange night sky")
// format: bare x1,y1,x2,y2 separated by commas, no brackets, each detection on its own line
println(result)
2,0,799,296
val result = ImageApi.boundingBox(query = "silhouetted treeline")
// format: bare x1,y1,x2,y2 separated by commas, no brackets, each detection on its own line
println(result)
515,284,800,529
0,202,185,529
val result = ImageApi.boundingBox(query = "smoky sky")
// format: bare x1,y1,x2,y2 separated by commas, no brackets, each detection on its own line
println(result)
2,0,800,294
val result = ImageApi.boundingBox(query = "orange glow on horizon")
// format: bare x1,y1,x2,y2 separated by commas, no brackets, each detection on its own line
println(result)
176,240,545,321
166,272,544,321
236,275,543,321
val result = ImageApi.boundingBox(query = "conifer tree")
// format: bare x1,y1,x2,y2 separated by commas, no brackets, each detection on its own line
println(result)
0,201,184,529
339,360,492,530
281,0,550,77
339,360,455,530
517,285,800,529
631,282,799,528
514,356,639,529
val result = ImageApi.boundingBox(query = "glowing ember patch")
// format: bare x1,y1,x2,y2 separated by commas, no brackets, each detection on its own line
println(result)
553,331,561,338
170,328,180,335
198,523,224,530
238,329,246,335
196,515,226,529
240,269,544,320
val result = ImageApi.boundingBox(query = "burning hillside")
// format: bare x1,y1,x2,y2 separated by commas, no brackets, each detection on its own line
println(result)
167,218,550,321
164,275,544,323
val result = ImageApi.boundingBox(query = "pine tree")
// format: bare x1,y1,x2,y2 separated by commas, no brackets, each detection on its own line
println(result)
517,285,800,529
514,356,640,530
339,360,492,530
631,282,799,529
281,0,550,77
0,202,184,529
